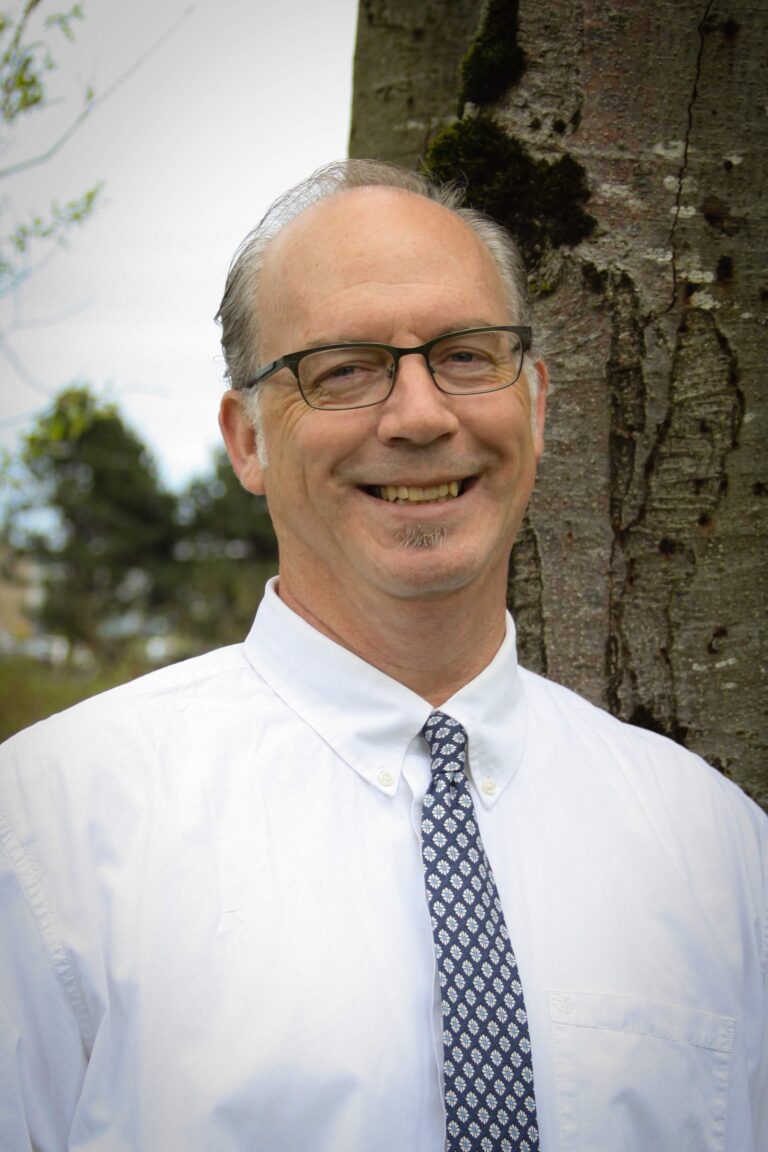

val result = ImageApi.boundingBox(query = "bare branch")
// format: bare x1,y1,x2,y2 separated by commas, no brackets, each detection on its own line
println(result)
0,240,59,299
5,294,92,332
0,5,194,181
0,331,56,397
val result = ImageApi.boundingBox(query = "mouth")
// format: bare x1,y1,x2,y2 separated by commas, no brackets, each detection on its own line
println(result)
363,478,471,504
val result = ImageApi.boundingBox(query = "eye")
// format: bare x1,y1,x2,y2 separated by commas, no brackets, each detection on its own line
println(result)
317,358,380,383
431,340,495,376
445,347,491,364
298,346,392,406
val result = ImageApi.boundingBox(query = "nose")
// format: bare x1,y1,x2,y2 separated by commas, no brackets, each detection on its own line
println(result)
376,350,460,446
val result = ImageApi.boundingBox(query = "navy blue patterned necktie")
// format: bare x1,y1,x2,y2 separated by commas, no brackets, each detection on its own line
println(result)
420,711,539,1152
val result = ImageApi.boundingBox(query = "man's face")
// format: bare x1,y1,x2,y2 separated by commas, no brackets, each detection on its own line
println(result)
221,187,546,627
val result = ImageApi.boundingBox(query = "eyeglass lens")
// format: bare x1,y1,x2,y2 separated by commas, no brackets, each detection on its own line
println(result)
298,328,524,410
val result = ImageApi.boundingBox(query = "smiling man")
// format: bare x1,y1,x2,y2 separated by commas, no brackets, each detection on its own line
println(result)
219,181,546,701
1,161,766,1151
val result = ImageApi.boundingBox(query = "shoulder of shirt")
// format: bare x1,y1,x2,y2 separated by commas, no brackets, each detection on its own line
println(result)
517,665,767,829
1,642,258,753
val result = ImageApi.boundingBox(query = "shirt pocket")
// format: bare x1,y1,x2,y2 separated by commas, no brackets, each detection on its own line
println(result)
549,990,734,1152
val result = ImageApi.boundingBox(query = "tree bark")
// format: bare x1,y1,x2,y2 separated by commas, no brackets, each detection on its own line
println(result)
349,0,767,809
349,0,483,165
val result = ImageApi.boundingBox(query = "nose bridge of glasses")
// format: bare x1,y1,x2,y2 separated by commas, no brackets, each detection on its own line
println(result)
389,343,437,386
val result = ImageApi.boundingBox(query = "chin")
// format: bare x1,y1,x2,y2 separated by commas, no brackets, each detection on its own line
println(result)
375,550,487,601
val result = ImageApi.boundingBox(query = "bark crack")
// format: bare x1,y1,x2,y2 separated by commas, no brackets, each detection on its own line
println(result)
607,303,743,742
662,0,716,316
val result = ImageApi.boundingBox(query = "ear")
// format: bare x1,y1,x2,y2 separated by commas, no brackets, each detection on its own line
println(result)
218,390,266,495
532,359,548,461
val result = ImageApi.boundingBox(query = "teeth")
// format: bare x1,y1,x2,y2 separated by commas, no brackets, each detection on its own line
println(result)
377,480,462,503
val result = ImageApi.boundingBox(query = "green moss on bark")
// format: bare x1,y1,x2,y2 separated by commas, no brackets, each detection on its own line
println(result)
423,115,595,266
459,0,526,112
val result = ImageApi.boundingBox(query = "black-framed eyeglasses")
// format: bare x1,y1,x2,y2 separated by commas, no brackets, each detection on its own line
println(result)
244,325,532,411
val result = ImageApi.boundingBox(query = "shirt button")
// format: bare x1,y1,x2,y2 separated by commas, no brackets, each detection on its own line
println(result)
377,770,394,789
481,776,497,796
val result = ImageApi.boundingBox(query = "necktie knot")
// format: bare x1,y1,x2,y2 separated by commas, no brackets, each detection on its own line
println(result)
421,711,468,781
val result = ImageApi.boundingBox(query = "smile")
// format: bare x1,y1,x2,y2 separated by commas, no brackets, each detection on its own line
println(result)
368,480,465,504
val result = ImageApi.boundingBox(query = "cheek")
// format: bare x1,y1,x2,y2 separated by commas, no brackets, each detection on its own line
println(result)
260,400,318,482
260,431,334,530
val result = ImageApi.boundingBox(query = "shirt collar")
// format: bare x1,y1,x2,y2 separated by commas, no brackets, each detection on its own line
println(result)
243,579,528,808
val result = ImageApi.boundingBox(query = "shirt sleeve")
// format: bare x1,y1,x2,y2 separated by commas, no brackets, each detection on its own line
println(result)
0,813,88,1150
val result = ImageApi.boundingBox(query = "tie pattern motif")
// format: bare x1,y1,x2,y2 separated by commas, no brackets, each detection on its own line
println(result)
421,711,538,1152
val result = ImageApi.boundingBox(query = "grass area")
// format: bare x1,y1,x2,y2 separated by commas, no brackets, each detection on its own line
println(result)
0,655,156,743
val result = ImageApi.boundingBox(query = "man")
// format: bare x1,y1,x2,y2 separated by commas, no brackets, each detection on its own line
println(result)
1,160,765,1151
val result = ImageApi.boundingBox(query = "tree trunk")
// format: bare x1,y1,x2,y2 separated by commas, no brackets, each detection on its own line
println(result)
350,0,767,809
349,0,484,165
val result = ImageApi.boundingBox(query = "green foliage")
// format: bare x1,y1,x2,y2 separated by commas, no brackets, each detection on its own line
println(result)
0,2,99,293
459,0,525,113
423,114,595,267
3,387,279,666
174,448,278,648
13,386,179,658
0,2,85,123
7,182,101,255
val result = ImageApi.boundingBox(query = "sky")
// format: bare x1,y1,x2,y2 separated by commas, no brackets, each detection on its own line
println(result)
0,0,359,489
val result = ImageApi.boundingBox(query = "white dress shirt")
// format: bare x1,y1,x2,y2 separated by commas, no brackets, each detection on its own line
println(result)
1,578,766,1151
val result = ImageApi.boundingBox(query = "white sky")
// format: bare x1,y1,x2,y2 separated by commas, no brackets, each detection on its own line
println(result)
0,0,359,488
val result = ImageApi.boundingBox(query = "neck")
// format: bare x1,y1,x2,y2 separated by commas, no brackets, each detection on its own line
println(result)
277,577,508,707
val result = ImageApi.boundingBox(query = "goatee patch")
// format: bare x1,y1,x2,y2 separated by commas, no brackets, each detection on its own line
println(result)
398,524,447,550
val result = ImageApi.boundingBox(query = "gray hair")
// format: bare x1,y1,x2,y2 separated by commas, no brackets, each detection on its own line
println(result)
215,159,532,397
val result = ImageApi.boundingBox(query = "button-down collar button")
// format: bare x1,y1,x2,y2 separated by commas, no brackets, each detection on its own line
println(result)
481,775,497,796
377,769,395,789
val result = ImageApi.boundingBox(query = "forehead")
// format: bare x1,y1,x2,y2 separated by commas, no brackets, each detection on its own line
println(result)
258,187,509,350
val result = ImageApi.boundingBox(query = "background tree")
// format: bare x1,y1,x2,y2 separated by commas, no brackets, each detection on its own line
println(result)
350,0,766,808
0,3,278,733
174,448,278,649
6,385,178,660
2,387,278,671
